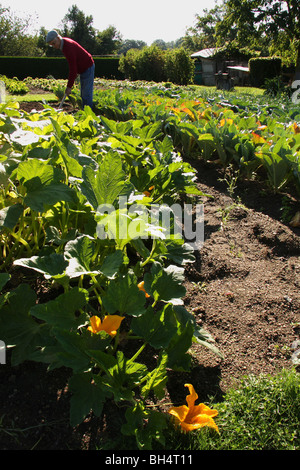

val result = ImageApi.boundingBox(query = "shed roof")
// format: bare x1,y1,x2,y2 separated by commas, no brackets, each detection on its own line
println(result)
227,65,249,73
191,48,216,59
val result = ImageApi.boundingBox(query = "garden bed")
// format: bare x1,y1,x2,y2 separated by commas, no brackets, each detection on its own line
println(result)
0,151,299,450
0,84,299,450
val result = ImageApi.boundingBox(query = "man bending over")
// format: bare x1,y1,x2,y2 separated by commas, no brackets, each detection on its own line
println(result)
46,30,95,109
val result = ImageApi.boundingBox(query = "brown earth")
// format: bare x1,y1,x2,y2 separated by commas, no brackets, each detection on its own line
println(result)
0,101,299,450
16,100,74,114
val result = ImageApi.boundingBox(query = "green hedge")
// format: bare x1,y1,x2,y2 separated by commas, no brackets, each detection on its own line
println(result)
0,56,124,80
249,57,282,87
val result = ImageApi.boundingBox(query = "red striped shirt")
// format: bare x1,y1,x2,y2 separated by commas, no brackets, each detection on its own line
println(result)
62,38,94,88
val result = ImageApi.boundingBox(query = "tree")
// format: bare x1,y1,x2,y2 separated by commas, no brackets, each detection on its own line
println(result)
95,26,122,55
151,39,168,50
61,4,96,53
0,4,41,56
118,39,147,55
217,0,300,74
182,1,226,53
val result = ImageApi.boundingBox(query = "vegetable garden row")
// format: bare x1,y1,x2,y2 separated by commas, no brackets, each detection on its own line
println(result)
0,80,299,448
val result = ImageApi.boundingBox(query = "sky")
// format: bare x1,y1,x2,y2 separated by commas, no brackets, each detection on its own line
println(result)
2,0,216,45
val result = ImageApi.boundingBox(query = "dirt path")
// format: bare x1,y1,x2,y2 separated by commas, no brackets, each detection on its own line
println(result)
172,159,300,400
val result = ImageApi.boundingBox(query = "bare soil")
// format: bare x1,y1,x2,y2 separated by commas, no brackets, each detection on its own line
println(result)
16,99,74,114
0,101,299,450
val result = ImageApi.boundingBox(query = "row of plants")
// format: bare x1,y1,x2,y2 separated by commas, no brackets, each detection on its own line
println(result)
63,81,300,198
0,75,29,95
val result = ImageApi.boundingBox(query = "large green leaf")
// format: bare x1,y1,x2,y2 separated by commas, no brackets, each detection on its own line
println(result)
165,319,194,371
16,159,77,212
0,283,50,366
144,262,186,305
96,208,156,249
14,253,68,279
153,239,195,265
24,183,76,213
103,273,146,317
17,159,63,185
50,328,91,373
87,350,147,402
0,203,23,230
80,152,126,209
131,304,178,349
98,249,123,279
174,305,223,358
64,235,99,278
30,287,89,330
69,372,112,426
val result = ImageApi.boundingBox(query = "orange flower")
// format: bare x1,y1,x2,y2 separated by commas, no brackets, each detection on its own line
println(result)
252,131,266,144
168,384,219,433
293,122,300,134
143,185,154,197
137,281,150,298
219,118,233,127
88,315,124,337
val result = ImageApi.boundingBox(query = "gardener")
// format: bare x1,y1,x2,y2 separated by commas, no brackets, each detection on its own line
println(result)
46,30,95,109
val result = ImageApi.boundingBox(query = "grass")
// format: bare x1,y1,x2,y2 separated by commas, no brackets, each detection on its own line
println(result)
7,93,58,102
234,86,265,96
164,368,300,450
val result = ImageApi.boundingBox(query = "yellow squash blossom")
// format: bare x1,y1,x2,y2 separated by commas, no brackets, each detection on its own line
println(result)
137,280,150,298
88,315,124,337
293,122,300,134
143,185,155,197
219,118,234,127
168,383,219,433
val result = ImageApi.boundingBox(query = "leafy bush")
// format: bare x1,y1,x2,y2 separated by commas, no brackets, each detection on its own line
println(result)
0,75,28,95
249,57,282,88
119,46,194,85
120,45,165,83
118,49,141,81
164,48,195,86
264,76,291,98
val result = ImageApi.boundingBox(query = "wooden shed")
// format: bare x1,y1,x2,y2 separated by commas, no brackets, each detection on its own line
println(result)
191,48,217,86
191,48,250,87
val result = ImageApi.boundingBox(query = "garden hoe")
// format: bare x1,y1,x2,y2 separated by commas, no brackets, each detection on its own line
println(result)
58,92,67,110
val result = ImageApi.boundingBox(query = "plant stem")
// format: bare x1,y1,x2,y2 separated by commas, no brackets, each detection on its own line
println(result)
140,239,156,267
128,342,147,364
